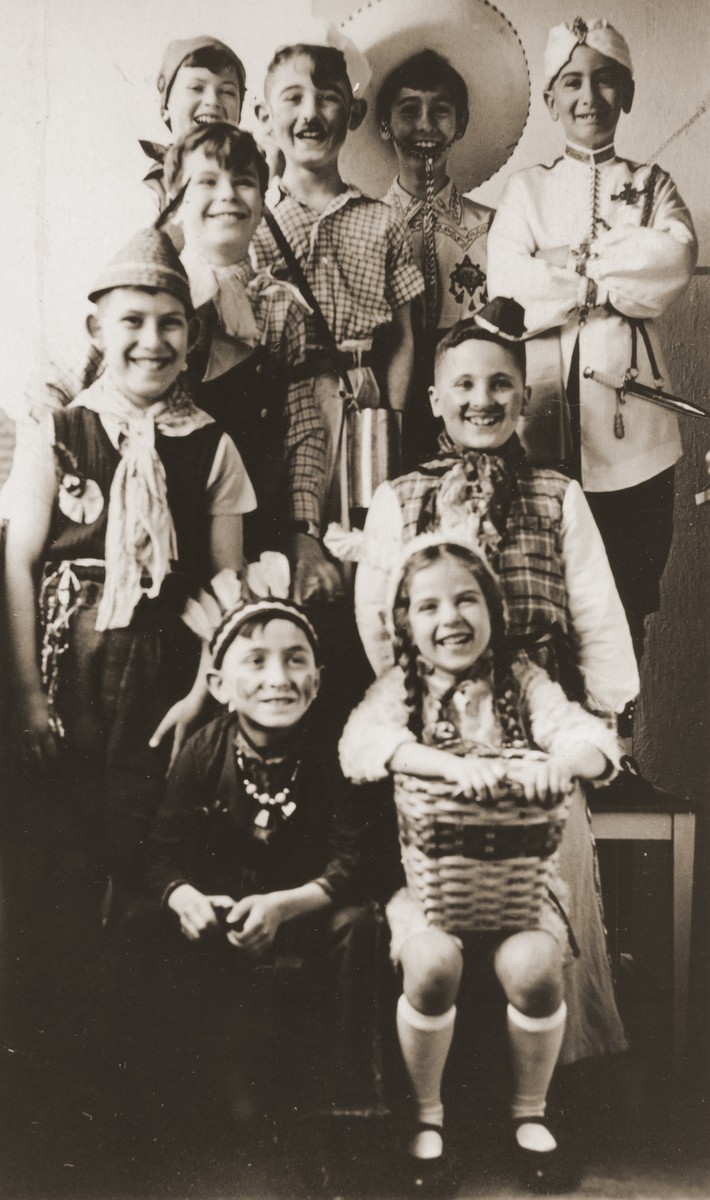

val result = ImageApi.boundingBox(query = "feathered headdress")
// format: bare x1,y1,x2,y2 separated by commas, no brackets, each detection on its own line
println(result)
182,552,320,669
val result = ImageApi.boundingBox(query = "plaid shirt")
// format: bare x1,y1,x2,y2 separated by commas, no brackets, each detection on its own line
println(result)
32,261,325,528
393,464,571,642
251,183,424,348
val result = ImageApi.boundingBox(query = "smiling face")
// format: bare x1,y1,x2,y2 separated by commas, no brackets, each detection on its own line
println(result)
210,618,320,746
175,146,263,264
167,64,242,137
264,52,353,172
430,336,528,451
89,288,191,408
406,556,492,680
384,85,462,167
545,45,631,150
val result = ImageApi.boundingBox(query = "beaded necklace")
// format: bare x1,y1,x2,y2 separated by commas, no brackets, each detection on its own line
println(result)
235,748,301,843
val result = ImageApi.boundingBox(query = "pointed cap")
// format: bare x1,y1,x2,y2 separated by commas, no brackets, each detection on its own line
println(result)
88,227,192,310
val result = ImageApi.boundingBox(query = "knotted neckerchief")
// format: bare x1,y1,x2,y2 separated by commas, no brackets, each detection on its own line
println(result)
71,374,214,631
417,433,528,567
182,253,260,346
182,251,312,381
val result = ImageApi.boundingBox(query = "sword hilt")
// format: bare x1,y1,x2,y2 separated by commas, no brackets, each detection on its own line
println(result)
583,366,625,390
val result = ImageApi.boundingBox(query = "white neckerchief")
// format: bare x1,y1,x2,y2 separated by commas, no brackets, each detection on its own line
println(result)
72,375,213,630
181,250,260,345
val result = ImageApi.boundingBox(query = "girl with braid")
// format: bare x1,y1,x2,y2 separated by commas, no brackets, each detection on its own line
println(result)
340,535,621,1191
342,297,635,1081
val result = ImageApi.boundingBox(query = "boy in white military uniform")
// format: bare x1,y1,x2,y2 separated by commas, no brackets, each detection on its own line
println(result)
488,17,697,661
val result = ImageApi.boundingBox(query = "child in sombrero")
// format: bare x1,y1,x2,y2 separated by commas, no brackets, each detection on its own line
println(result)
339,0,529,466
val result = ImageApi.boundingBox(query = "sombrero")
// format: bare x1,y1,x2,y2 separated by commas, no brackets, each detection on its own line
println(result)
339,0,530,197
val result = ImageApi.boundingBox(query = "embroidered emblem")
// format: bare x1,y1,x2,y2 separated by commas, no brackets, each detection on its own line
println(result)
448,255,487,312
54,441,104,525
611,181,647,206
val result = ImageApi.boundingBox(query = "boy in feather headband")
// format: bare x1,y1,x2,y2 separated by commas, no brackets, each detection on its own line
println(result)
133,554,385,1135
3,229,255,1011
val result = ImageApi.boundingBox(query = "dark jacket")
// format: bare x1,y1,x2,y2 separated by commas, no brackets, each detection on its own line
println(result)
146,711,388,908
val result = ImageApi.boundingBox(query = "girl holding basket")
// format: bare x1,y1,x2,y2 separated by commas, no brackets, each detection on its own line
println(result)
340,535,621,1191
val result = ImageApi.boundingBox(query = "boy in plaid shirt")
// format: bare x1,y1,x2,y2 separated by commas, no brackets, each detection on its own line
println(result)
252,22,424,528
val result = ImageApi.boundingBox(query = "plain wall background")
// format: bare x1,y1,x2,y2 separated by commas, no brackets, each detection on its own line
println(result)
2,0,709,1058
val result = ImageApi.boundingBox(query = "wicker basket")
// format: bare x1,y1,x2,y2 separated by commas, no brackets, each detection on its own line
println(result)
394,752,572,934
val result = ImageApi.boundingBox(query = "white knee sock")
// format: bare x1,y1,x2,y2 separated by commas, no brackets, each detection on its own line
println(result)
397,994,456,1158
508,1001,566,1152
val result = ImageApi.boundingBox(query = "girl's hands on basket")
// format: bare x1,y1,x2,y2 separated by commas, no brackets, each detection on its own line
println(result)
446,754,508,801
514,757,575,806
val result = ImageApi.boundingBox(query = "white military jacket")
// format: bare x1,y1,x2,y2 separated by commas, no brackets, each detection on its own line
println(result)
488,143,697,491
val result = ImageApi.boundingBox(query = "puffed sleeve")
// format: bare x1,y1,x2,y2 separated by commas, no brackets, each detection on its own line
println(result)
514,657,621,776
487,172,589,335
339,668,416,783
587,170,697,320
561,481,639,713
205,432,257,515
353,481,404,675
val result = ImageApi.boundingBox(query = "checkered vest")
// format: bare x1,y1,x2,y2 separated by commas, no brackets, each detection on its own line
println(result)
392,465,571,642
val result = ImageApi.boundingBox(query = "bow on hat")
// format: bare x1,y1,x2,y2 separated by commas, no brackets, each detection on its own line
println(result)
182,553,320,669
543,17,633,90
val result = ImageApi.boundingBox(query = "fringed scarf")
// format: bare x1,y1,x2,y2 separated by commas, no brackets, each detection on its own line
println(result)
71,374,214,631
416,432,528,567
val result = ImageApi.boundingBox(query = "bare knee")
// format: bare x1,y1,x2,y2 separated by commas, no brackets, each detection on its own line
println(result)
494,932,563,1016
400,931,463,1015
